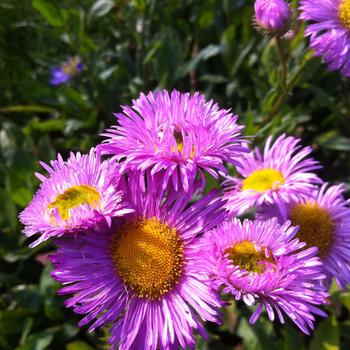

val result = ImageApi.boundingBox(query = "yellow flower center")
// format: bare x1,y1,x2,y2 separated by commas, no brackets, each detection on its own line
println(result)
225,240,274,274
173,130,185,153
110,218,184,299
62,57,81,76
172,130,195,158
48,185,101,222
290,202,334,259
242,168,285,192
339,0,350,30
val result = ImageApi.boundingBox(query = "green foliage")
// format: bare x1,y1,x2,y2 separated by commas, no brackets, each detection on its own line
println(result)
0,0,349,348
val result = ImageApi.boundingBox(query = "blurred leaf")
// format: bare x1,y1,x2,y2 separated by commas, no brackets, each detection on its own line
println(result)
16,328,56,350
0,105,58,114
310,315,340,350
10,187,32,207
19,318,34,346
88,0,115,19
66,341,94,350
31,0,63,27
0,309,33,336
237,316,274,350
178,44,222,78
39,263,59,296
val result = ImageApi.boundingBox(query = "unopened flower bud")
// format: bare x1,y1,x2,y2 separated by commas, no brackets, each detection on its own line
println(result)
254,0,291,37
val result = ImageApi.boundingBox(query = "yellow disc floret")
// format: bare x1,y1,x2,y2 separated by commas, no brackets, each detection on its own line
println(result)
225,240,274,273
290,202,334,259
339,0,350,30
48,185,101,222
62,57,81,76
172,130,195,158
242,168,285,192
110,218,184,299
173,130,185,153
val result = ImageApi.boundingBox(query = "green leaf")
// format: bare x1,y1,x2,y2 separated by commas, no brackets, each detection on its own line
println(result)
0,105,58,114
310,315,340,350
88,0,115,19
16,328,56,350
10,187,32,207
31,0,63,27
177,44,222,78
237,316,274,350
66,341,94,350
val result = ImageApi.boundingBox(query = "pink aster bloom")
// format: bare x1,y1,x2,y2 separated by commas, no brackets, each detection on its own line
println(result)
200,218,328,334
254,0,292,36
19,149,131,247
51,173,225,350
98,90,248,193
259,183,350,289
223,134,321,216
300,0,350,77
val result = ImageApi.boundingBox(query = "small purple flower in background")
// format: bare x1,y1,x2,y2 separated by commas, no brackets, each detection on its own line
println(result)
19,149,132,247
259,183,350,289
223,134,321,216
200,218,328,334
51,172,225,350
254,0,292,36
49,56,83,85
99,90,248,193
300,0,350,77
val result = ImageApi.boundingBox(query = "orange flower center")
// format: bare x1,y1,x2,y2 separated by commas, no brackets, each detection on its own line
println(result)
290,202,334,259
339,0,350,30
110,218,184,299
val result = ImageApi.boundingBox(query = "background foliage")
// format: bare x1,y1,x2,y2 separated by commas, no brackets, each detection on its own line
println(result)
1,0,350,349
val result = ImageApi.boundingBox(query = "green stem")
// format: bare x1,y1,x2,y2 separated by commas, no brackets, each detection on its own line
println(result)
276,37,287,90
264,53,311,124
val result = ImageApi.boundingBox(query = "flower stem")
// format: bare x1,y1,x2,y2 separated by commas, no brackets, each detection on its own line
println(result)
264,52,311,123
276,37,287,90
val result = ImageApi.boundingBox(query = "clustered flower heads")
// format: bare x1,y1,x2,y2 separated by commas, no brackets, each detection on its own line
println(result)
20,89,350,349
251,0,350,78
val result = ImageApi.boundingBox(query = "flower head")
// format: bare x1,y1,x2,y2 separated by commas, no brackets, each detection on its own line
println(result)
299,0,350,77
50,56,83,85
223,134,321,216
254,0,292,36
99,90,248,193
200,218,328,334
19,149,131,247
51,173,225,350
259,183,350,289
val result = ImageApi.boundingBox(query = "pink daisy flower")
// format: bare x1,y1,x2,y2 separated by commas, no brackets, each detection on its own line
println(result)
223,134,321,216
51,173,225,349
20,149,131,247
200,218,328,334
259,183,350,289
98,90,248,192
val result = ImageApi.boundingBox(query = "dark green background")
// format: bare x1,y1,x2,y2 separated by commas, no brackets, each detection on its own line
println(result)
1,0,350,349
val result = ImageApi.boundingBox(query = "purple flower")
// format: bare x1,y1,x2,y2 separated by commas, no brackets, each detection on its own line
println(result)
223,134,321,216
19,149,131,247
98,90,248,193
254,0,291,36
299,0,350,77
50,172,225,350
50,56,83,85
199,218,328,334
259,183,350,289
